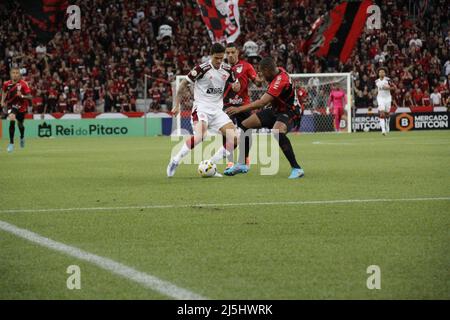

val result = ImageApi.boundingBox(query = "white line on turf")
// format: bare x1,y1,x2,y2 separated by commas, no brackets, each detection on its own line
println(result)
0,197,449,214
0,220,207,300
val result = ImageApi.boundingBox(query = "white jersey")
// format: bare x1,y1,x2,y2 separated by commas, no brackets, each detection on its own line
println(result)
375,77,392,100
186,60,236,113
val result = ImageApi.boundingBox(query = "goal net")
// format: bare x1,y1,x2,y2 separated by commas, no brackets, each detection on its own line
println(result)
172,73,352,135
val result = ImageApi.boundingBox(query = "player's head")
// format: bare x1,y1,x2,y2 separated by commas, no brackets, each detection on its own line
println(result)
225,43,239,65
378,67,387,78
259,57,278,81
210,43,226,69
10,67,21,82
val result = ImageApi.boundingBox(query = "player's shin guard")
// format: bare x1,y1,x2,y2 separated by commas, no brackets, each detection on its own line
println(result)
276,133,301,169
9,121,15,144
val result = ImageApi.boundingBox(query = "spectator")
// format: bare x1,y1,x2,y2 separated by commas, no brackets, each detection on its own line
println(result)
83,97,96,113
430,88,442,107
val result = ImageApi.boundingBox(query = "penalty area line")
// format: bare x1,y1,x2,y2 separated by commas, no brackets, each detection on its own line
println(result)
0,220,207,300
0,197,449,214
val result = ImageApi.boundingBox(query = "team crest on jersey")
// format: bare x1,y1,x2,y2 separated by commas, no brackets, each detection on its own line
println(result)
236,65,243,74
222,74,228,80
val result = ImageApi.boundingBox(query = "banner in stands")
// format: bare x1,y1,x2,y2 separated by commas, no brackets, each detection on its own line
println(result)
302,0,373,63
0,118,173,138
353,112,450,132
197,0,242,43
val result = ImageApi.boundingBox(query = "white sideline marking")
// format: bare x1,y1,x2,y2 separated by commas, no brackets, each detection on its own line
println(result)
0,220,207,300
0,197,449,214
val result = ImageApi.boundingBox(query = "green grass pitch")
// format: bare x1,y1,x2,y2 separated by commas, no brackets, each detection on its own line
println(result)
0,131,449,299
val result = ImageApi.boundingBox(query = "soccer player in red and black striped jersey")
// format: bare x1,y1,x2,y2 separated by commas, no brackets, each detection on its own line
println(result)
1,67,32,153
226,57,304,179
221,43,262,173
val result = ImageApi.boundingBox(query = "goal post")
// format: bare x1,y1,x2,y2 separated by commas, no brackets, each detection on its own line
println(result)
172,73,353,135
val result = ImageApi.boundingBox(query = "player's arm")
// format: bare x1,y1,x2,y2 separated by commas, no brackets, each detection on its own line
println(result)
253,74,264,87
227,68,240,93
226,93,273,116
248,64,263,88
0,85,5,108
20,81,33,101
172,78,190,116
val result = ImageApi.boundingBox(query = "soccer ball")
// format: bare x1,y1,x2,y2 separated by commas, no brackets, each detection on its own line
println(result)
198,160,217,178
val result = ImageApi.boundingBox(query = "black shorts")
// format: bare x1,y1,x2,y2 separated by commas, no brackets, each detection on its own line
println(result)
8,108,26,122
224,106,251,129
256,108,298,130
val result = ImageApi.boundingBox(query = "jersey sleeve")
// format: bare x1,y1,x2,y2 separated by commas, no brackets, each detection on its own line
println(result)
186,65,203,84
267,74,287,97
21,81,31,94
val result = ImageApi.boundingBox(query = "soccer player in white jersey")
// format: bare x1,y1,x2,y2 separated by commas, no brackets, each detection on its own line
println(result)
167,43,241,177
375,67,393,135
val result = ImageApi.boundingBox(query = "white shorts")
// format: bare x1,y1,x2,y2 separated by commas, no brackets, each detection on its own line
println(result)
377,97,392,113
191,106,233,133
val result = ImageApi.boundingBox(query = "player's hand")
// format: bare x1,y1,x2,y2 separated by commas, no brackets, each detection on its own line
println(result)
226,106,241,116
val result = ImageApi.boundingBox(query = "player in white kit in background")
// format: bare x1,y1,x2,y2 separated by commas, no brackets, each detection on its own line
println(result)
375,67,394,135
167,43,241,177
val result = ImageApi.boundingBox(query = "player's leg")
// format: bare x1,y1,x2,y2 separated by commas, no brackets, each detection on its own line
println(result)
272,117,304,179
209,111,238,164
334,107,343,132
7,112,17,152
224,112,263,176
377,99,387,135
167,118,208,177
17,112,26,148
236,111,252,166
385,100,392,134
221,114,236,168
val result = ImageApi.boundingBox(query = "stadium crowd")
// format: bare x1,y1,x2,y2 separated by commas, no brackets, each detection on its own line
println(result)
0,0,449,115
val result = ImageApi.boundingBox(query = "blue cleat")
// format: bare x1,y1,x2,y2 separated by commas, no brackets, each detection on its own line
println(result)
288,168,305,179
7,143,14,153
20,138,25,148
224,163,249,176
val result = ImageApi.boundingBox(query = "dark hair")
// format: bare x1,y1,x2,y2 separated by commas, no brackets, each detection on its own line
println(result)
211,43,225,54
377,67,388,74
259,57,276,71
226,42,238,49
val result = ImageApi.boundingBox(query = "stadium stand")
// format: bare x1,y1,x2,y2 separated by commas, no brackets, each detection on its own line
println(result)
0,0,448,116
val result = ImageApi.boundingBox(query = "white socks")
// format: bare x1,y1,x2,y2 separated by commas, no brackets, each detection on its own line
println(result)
210,146,230,164
173,143,191,163
385,118,390,133
380,118,386,134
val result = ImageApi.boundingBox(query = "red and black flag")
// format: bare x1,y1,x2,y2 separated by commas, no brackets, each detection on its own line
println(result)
17,0,69,44
197,0,243,43
302,0,373,63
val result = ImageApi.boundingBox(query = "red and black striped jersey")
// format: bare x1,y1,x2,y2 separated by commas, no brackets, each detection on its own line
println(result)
266,67,297,113
2,79,31,113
